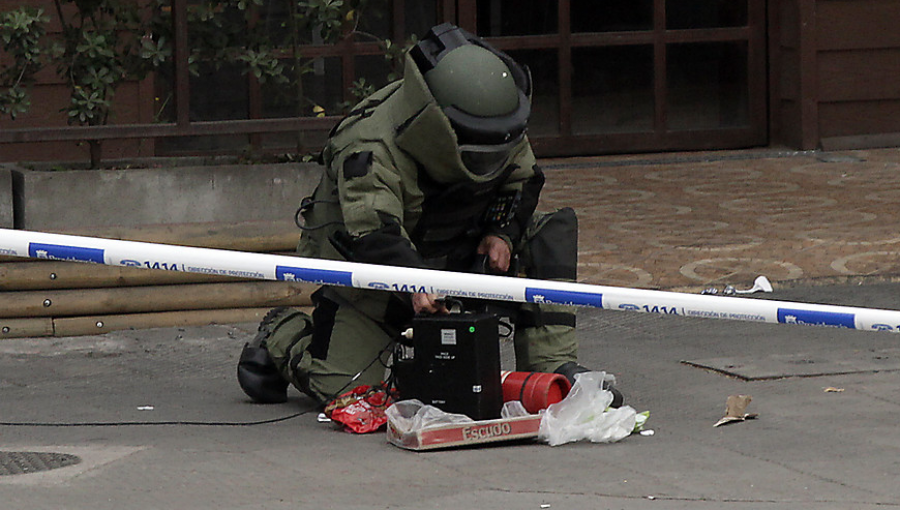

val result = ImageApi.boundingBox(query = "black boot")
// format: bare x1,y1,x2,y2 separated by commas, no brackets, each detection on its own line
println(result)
554,361,625,408
237,307,292,403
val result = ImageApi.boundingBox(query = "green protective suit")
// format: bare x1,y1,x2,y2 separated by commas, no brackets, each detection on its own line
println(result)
263,53,580,403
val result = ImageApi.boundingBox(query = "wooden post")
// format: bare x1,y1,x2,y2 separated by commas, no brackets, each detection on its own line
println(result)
0,281,315,318
798,0,819,149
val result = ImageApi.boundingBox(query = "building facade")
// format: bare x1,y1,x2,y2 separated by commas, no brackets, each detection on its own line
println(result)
1,0,899,162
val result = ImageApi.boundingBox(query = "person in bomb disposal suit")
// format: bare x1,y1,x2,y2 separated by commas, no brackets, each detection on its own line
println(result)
236,23,623,408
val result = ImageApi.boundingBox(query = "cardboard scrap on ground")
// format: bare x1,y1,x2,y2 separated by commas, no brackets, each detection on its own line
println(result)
714,394,758,427
387,413,544,451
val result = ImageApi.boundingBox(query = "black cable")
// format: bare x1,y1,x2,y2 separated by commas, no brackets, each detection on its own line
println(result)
0,409,316,428
293,199,342,231
316,337,396,401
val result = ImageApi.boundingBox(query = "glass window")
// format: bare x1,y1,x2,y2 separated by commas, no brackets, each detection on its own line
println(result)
190,62,248,121
667,42,749,130
261,57,343,118
355,54,395,94
477,0,558,36
572,0,653,33
258,0,298,42
666,0,748,29
357,1,392,39
572,46,654,135
405,0,438,37
506,49,559,137
160,59,251,152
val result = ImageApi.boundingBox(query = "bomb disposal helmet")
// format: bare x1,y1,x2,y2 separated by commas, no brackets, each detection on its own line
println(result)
411,23,532,176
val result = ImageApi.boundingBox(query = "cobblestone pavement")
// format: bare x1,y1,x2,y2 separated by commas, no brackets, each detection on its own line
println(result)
539,147,900,291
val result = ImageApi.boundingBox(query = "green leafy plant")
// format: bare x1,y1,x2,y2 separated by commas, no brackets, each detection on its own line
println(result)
381,34,417,82
49,0,159,165
146,0,419,118
0,7,49,120
53,0,155,123
2,0,421,165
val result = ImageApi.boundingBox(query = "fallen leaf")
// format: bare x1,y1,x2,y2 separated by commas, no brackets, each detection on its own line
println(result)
714,394,758,427
724,394,751,417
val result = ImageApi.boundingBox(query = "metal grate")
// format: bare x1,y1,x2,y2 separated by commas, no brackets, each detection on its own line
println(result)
0,451,81,476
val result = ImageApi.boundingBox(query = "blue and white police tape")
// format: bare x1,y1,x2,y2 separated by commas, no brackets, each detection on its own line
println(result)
2,227,900,333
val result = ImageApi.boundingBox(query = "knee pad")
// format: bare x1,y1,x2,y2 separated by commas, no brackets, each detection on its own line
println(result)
237,345,289,403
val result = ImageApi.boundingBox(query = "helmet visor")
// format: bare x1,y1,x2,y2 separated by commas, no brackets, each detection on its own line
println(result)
459,133,524,177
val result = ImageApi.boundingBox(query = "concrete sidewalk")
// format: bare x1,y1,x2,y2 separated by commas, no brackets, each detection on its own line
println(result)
1,281,899,509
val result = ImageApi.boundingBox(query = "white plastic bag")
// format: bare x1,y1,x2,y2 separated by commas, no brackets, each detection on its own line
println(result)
538,371,638,446
385,399,474,435
385,399,534,436
500,400,530,418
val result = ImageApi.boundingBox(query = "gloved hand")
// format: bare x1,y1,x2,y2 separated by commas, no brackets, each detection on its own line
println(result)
476,235,511,273
412,293,449,315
